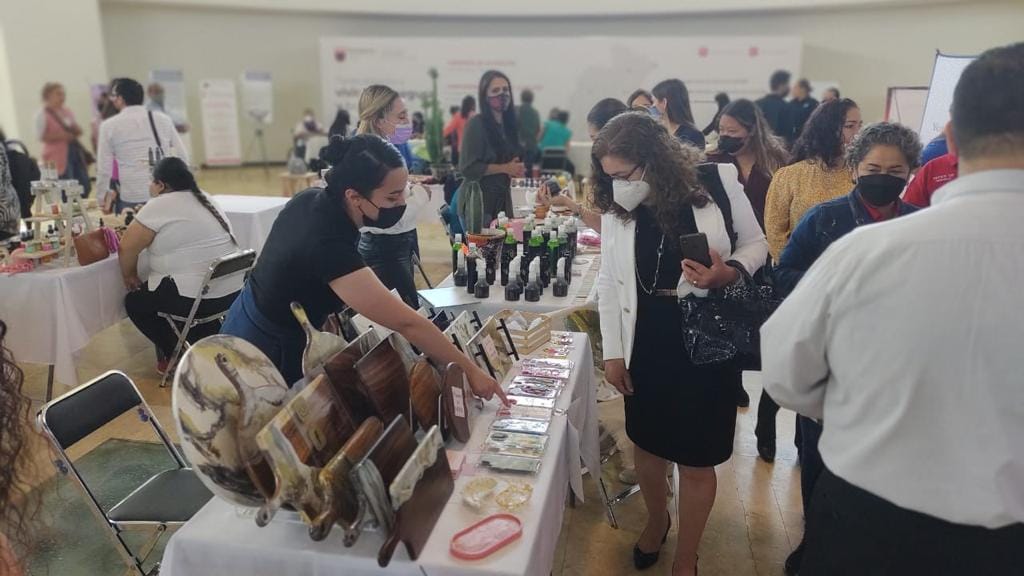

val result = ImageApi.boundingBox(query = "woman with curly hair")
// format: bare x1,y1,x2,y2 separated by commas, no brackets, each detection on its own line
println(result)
771,121,922,575
757,98,861,461
0,320,37,576
594,112,767,575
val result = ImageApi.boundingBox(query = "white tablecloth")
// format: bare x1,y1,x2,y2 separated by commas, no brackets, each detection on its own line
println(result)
162,332,600,576
213,195,289,255
0,256,127,387
419,251,600,318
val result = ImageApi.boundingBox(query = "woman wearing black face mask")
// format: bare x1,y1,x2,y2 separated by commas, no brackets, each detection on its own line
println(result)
708,99,789,232
458,70,525,225
220,134,508,406
771,121,921,575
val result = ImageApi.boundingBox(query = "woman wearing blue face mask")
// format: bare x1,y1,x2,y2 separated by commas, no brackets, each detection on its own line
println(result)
593,112,767,576
355,84,431,308
220,135,506,406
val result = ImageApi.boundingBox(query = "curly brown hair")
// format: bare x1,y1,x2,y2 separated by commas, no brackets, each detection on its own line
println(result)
0,320,37,574
591,111,707,239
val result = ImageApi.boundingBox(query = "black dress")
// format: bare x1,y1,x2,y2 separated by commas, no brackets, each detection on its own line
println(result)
624,206,739,467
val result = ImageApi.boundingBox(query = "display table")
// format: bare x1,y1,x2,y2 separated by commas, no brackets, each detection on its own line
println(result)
162,332,600,576
279,172,319,197
213,195,289,254
418,251,601,318
0,255,129,391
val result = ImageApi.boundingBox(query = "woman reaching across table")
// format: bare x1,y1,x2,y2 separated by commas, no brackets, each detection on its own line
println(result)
221,134,506,404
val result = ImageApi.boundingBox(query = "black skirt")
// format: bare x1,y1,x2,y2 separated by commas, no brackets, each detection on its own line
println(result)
623,206,738,467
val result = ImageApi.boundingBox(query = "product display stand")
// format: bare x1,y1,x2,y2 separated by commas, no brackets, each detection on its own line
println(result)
496,318,520,361
25,178,94,267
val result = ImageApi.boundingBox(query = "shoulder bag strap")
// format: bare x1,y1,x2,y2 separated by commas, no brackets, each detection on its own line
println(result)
45,108,75,134
697,163,736,253
147,110,164,155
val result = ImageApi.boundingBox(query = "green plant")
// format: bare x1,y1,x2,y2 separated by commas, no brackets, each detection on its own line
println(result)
422,68,445,166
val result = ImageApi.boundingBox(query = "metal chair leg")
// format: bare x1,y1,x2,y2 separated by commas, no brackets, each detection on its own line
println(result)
412,253,433,289
598,476,619,529
160,318,189,388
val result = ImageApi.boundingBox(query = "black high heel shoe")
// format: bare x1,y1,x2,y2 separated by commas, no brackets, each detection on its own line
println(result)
633,512,671,570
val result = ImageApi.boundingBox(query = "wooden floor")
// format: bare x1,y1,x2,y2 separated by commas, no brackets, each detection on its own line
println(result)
16,167,803,576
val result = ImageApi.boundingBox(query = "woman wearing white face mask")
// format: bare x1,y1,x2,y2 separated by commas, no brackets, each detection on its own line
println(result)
356,84,431,308
594,112,767,576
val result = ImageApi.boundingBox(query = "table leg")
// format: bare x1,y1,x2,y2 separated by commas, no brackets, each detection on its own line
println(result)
46,365,55,402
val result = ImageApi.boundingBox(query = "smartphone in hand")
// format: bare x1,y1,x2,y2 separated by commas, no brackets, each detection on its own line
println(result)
679,233,712,268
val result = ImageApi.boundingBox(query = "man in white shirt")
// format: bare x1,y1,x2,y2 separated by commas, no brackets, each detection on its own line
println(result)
762,42,1024,574
97,78,188,214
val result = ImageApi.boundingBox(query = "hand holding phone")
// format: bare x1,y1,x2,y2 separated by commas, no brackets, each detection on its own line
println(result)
679,233,712,268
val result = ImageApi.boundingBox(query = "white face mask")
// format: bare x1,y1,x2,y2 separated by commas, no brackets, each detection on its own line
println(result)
611,168,650,212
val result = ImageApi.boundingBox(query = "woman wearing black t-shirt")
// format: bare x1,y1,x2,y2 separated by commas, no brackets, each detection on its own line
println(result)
221,134,505,402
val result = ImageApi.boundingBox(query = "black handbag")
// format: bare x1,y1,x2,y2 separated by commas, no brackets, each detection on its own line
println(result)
679,266,781,369
678,165,781,369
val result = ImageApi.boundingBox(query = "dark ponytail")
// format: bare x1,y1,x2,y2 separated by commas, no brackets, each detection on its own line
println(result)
318,134,405,201
152,157,237,245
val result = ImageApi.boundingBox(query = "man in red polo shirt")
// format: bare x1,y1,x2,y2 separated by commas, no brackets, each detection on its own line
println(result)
903,151,958,207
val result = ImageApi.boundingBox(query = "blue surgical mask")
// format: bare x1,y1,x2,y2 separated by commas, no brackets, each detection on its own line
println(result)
646,105,661,121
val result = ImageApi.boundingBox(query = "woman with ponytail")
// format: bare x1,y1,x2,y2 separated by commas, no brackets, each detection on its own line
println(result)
120,157,241,375
220,134,507,404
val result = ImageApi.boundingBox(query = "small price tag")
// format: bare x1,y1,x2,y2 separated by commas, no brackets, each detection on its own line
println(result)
452,386,466,419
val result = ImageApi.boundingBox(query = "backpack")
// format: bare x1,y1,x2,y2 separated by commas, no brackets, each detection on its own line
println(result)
697,163,737,253
3,139,40,219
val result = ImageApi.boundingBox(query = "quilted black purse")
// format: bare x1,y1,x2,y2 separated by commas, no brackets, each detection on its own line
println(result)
679,266,781,369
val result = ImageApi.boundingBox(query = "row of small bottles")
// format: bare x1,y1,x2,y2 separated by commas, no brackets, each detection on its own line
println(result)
451,212,580,301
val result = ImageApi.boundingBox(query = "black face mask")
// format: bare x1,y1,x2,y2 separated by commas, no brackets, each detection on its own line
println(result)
362,199,407,228
857,174,907,207
718,135,746,155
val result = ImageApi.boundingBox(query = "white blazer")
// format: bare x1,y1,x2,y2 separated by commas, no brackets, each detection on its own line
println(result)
597,163,768,367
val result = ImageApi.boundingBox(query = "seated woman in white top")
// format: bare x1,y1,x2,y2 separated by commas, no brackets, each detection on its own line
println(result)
119,157,240,375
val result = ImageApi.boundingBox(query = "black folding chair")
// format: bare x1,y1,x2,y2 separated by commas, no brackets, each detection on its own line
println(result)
37,371,212,575
158,249,257,387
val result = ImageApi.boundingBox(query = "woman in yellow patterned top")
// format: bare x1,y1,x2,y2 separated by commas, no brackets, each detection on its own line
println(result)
764,99,863,259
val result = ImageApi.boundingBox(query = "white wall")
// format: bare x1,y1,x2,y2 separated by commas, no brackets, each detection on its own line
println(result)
104,0,959,17
0,0,108,147
100,0,1024,165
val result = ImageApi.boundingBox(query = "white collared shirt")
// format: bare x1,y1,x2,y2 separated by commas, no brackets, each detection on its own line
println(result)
761,169,1024,529
96,106,189,205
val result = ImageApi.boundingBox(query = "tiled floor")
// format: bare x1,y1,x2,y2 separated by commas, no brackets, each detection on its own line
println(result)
16,167,803,576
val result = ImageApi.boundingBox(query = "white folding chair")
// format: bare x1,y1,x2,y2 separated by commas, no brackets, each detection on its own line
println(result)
158,249,257,387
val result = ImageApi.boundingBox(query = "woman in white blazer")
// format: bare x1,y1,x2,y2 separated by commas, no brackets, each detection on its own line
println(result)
593,112,767,575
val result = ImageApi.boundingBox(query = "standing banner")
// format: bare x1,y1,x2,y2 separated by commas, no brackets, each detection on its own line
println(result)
149,69,193,156
199,79,243,166
319,36,802,138
919,52,976,145
241,70,274,124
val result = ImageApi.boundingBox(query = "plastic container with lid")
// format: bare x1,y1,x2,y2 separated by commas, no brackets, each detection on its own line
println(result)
450,513,523,560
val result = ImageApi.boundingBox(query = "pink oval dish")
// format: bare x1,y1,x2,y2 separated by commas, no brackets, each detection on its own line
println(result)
450,513,523,560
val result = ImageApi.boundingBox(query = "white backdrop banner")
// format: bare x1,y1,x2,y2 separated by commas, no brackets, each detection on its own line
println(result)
148,69,190,125
319,36,802,137
241,70,274,124
199,79,243,166
919,52,976,145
